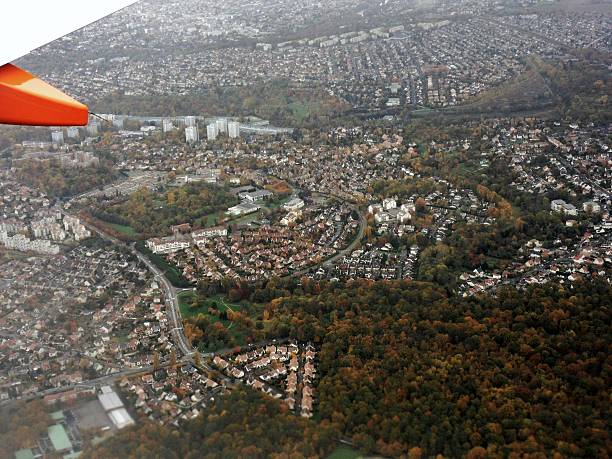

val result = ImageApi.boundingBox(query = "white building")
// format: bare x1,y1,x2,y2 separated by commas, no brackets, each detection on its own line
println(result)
281,210,301,226
192,226,227,242
87,123,99,136
108,408,135,430
63,215,91,241
563,203,577,216
185,126,199,143
551,199,566,212
215,118,228,134
397,209,411,223
228,121,240,139
283,197,305,211
98,386,135,430
207,123,218,141
146,236,191,254
583,201,601,214
163,119,174,133
551,199,577,216
66,127,79,139
243,190,273,202
227,202,261,216
0,231,60,255
51,130,64,145
368,203,383,215
383,198,397,210
375,212,391,223
185,116,196,127
401,202,416,213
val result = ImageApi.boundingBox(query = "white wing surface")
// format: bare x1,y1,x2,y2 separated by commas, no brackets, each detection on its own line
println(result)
0,0,138,66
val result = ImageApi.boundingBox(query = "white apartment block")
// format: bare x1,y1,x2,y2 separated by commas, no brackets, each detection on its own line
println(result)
228,121,240,139
146,236,191,254
185,126,199,143
207,123,218,141
0,231,60,255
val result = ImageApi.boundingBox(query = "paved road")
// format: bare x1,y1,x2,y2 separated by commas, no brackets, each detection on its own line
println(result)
482,15,570,51
322,205,367,267
2,213,201,406
287,196,367,278
0,365,154,407
549,150,611,199
132,249,193,358
72,212,195,361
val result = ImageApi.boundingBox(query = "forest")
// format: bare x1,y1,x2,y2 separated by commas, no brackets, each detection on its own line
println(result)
91,80,351,129
112,277,612,458
532,56,611,124
15,159,119,198
0,401,52,458
98,182,239,238
83,387,339,459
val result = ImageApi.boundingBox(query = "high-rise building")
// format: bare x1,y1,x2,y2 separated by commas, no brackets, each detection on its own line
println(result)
163,120,174,133
185,126,199,143
112,117,125,129
51,130,64,145
87,123,99,136
207,123,218,141
185,116,196,127
66,127,80,139
228,121,240,139
215,118,228,134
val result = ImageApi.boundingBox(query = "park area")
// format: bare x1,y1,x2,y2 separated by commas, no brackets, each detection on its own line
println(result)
178,291,251,351
327,445,363,459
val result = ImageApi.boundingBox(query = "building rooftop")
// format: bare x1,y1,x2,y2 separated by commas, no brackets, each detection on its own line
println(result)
98,391,124,411
14,449,35,459
48,424,72,453
108,408,135,430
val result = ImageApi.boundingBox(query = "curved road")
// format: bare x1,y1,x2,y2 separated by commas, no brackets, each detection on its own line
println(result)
288,197,367,278
74,213,195,361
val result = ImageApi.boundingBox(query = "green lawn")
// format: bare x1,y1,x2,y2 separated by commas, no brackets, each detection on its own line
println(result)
327,446,362,459
289,101,312,123
178,292,243,320
226,210,264,227
106,222,138,237
267,195,293,210
193,210,225,229
179,292,249,350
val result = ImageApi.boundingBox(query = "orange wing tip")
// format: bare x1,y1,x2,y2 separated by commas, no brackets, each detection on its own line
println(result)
0,64,88,126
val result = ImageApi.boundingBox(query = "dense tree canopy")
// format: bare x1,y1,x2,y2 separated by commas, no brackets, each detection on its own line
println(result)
92,80,350,129
88,278,611,458
83,387,338,459
0,401,51,458
101,182,239,237
15,159,119,198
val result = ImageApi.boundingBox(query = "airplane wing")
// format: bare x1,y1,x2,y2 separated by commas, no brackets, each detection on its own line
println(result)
0,0,138,126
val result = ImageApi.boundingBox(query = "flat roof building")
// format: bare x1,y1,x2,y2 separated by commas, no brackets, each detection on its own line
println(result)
108,408,135,430
98,391,124,411
48,424,72,453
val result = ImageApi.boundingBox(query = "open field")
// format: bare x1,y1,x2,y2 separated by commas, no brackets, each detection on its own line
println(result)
178,292,245,320
327,446,362,459
106,222,139,237
179,292,249,350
